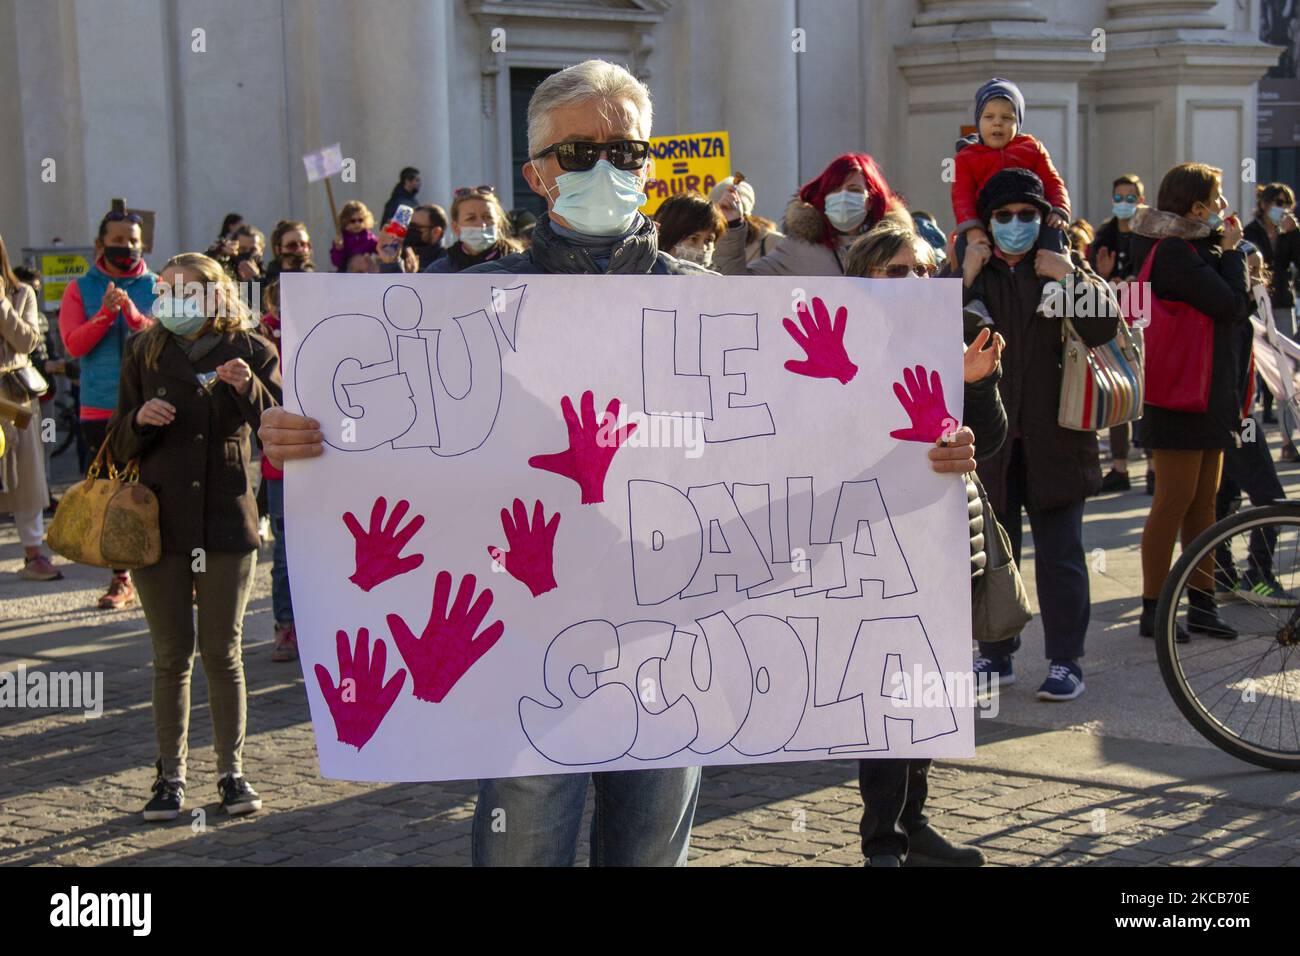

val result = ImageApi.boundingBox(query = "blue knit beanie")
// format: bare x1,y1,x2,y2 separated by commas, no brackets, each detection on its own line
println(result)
974,77,1025,130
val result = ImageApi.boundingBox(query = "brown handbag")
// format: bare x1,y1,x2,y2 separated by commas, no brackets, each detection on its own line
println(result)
47,429,162,569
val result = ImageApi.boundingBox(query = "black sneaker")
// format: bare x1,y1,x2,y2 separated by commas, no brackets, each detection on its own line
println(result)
1237,568,1300,607
218,773,263,816
1098,468,1131,494
143,776,185,822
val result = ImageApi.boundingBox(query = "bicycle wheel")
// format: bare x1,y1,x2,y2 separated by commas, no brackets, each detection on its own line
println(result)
1156,503,1300,771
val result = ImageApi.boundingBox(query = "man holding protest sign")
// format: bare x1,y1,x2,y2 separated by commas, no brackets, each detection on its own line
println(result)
261,58,980,868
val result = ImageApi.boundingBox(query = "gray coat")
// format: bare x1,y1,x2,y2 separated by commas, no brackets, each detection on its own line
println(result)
714,198,913,277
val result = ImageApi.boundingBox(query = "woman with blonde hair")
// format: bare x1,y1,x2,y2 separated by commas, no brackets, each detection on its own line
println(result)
108,252,282,821
427,186,522,273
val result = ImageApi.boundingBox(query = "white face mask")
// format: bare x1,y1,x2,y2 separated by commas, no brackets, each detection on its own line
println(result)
459,224,498,254
535,158,646,236
824,189,868,232
672,242,714,268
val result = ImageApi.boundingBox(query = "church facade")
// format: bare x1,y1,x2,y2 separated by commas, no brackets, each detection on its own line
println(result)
0,0,1282,260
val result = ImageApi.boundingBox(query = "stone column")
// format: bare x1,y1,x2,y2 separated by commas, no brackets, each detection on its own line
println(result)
716,0,799,222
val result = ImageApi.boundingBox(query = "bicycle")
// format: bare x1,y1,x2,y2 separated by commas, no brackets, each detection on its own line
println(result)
1156,500,1300,770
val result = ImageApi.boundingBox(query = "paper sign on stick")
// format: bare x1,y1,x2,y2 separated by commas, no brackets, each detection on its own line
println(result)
280,272,973,782
302,143,344,183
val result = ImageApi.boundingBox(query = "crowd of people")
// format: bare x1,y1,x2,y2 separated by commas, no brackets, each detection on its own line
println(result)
1,56,1298,866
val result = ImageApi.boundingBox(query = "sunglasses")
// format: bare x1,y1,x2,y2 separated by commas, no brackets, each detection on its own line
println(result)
345,217,366,225
992,209,1041,224
1112,194,1139,204
282,240,311,251
878,263,936,278
453,184,495,198
532,139,650,172
104,210,143,225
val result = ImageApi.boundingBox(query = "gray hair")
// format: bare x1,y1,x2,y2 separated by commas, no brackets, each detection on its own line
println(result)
526,59,653,159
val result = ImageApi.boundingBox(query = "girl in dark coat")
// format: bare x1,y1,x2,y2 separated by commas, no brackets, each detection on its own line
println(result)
1130,163,1249,641
843,219,1005,868
109,252,282,823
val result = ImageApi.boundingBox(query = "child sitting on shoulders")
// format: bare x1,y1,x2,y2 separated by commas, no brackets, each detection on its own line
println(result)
329,200,378,272
952,77,1071,320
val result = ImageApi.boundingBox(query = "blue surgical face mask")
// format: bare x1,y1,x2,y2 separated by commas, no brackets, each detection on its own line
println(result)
459,224,498,254
1112,201,1137,220
824,189,868,232
1268,205,1287,225
1197,201,1225,229
540,159,646,236
990,216,1041,255
152,294,207,335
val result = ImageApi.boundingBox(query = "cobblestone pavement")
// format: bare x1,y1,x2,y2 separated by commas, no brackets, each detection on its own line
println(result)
4,443,1300,866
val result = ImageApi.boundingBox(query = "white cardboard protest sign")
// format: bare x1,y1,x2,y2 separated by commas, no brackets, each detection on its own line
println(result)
280,273,973,782
302,143,344,183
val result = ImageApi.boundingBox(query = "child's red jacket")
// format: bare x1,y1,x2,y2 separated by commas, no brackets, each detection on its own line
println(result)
951,133,1071,233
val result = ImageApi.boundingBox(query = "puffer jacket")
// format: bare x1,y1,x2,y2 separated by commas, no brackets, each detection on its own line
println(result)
964,367,1009,579
951,133,1071,235
713,197,913,277
1129,206,1249,450
464,212,714,276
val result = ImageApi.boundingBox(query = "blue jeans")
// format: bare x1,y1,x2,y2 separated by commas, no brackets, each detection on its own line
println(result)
266,478,292,625
472,767,701,866
978,440,1090,662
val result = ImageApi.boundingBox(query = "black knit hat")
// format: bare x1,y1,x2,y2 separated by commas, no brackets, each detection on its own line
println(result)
976,168,1052,223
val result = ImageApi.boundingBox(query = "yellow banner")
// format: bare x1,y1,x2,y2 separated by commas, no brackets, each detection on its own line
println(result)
39,253,92,312
642,131,730,217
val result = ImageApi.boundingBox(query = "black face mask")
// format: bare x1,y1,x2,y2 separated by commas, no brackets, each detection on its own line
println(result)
406,243,442,269
103,245,141,271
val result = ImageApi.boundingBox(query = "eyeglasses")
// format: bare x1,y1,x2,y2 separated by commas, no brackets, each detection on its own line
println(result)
532,139,650,172
103,211,143,225
1112,194,1139,204
877,263,935,278
453,185,495,198
992,209,1041,225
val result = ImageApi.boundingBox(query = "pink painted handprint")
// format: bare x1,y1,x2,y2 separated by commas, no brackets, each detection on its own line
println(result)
528,390,636,505
487,498,561,597
388,571,505,703
314,628,407,750
783,296,858,385
343,496,425,592
889,365,957,443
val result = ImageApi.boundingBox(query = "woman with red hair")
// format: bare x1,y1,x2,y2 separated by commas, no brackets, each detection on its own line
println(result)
713,153,911,276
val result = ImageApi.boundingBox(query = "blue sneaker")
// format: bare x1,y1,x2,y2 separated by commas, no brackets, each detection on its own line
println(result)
973,653,1015,687
1036,660,1084,701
